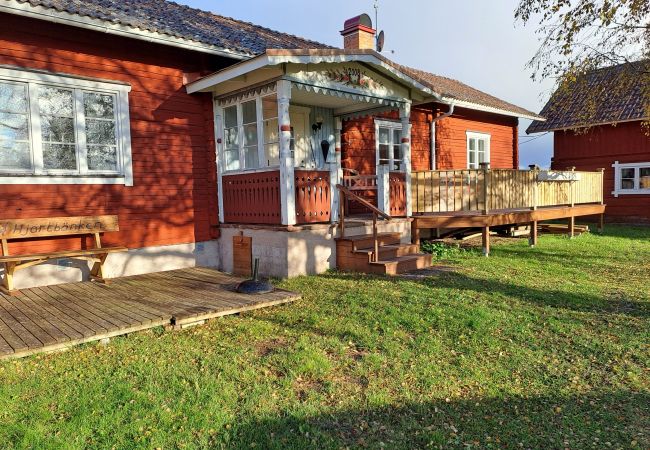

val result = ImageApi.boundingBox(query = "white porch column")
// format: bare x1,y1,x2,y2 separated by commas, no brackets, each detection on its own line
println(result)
277,80,296,226
330,117,343,222
213,100,225,223
400,102,413,216
376,164,390,214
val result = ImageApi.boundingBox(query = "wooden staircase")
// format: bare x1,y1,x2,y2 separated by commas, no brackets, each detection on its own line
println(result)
336,232,433,275
334,183,433,275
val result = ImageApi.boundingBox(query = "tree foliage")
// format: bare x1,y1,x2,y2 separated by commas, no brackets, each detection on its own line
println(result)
516,0,650,129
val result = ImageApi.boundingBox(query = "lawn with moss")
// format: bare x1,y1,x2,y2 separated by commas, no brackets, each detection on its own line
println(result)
1,225,648,449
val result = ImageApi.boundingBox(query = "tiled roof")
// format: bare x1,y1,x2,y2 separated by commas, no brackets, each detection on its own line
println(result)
399,66,543,120
13,0,541,120
14,0,331,56
527,60,650,133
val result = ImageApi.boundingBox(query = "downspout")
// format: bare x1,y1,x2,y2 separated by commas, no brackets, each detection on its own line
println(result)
430,103,455,170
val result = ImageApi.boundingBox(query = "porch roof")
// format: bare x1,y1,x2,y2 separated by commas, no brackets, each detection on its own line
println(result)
186,49,544,121
186,49,438,104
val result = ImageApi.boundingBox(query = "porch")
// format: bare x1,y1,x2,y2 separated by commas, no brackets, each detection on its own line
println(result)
0,267,299,359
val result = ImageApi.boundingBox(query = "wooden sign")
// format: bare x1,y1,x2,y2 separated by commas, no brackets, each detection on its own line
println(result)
232,234,252,277
0,215,119,239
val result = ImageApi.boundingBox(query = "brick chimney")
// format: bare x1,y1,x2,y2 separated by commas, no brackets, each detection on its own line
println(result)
340,14,376,50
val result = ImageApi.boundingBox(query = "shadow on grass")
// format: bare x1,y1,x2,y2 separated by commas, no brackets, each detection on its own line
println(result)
229,391,649,449
315,268,649,319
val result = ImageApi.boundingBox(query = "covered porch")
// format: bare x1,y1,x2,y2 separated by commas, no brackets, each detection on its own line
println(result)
186,50,442,228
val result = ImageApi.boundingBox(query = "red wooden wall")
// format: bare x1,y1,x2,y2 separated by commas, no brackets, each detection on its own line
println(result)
0,14,229,254
552,121,650,222
341,104,519,176
433,105,518,170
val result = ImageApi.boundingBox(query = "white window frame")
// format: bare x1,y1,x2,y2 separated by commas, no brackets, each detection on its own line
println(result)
374,119,404,171
0,66,133,185
219,90,280,174
466,131,491,169
612,160,650,197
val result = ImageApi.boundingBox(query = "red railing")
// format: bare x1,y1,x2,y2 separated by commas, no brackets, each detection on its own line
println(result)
222,170,282,224
389,171,407,217
295,170,331,224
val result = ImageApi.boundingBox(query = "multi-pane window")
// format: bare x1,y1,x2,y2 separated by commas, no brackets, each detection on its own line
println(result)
375,120,403,171
241,100,258,169
220,94,280,172
0,82,30,171
466,132,490,169
262,94,279,167
0,68,131,183
223,105,240,171
614,162,650,194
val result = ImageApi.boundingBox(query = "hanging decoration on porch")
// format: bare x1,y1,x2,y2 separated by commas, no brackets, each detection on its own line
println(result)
325,67,385,91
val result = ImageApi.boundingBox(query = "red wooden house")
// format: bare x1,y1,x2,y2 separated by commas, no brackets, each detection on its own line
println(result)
0,0,605,291
527,61,650,223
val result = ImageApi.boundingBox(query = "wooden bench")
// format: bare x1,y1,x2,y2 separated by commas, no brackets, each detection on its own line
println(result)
0,215,127,295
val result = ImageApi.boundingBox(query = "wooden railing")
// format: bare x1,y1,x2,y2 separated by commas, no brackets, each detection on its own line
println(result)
337,184,392,262
222,170,282,224
294,170,331,224
389,171,407,217
411,166,604,214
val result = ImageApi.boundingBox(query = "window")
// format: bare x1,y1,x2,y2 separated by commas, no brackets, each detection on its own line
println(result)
466,132,490,169
612,161,650,196
0,66,132,184
220,93,280,172
375,119,403,171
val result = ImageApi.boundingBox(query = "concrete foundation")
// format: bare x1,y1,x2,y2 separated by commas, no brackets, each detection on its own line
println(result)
218,218,412,278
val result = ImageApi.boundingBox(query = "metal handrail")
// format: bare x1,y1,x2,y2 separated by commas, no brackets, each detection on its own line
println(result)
336,184,392,263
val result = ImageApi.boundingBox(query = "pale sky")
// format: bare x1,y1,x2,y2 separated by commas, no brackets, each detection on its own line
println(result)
183,0,556,167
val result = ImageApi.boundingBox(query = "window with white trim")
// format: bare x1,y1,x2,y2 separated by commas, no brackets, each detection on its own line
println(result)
375,119,403,171
466,131,490,169
612,161,650,196
0,67,132,184
220,93,280,172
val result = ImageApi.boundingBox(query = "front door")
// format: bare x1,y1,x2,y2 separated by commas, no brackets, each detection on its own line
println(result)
290,106,313,168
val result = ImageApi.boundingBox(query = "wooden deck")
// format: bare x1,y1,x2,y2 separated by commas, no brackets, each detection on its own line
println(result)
0,267,299,360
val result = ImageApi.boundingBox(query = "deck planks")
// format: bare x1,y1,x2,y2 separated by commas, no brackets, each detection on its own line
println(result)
0,267,299,360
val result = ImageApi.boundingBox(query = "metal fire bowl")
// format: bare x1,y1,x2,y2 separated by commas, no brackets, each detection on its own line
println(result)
236,278,274,295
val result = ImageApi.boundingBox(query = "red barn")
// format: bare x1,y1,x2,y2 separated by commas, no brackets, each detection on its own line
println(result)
527,61,650,223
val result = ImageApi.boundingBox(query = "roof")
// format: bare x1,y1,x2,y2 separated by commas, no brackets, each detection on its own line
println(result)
5,0,542,120
9,0,331,57
190,49,543,120
527,60,650,133
399,66,543,120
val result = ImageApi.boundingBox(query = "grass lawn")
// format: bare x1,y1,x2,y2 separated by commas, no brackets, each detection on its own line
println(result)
1,225,648,449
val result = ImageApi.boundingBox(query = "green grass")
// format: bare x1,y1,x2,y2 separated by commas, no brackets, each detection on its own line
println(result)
1,225,649,449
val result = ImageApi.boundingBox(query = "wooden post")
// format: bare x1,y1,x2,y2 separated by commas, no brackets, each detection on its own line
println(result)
598,213,605,234
214,102,226,223
372,213,379,262
569,166,576,207
480,162,490,215
400,103,413,217
568,216,575,238
529,221,538,247
529,165,539,210
277,79,296,226
411,219,420,246
482,226,490,257
339,194,345,238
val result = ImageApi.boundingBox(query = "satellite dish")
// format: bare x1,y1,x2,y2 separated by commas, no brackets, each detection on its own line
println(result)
376,30,385,52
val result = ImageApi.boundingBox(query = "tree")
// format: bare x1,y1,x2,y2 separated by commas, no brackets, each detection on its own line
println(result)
516,0,650,129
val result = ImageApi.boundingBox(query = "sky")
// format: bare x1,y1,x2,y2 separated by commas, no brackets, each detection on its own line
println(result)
182,0,556,168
